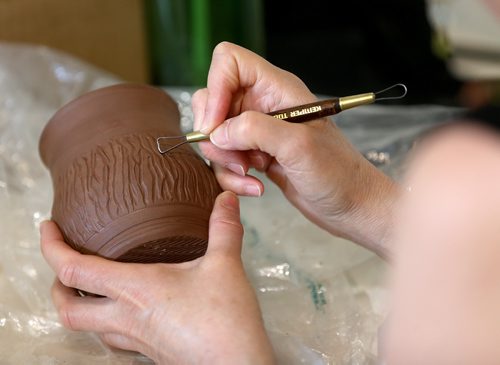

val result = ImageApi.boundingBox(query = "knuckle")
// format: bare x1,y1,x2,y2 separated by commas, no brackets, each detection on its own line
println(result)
199,143,221,163
236,111,255,135
213,216,244,236
213,173,237,193
198,142,215,161
281,69,306,86
213,166,228,182
199,143,216,160
59,261,82,288
58,303,77,330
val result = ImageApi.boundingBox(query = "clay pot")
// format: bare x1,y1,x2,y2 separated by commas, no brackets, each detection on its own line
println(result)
39,84,221,263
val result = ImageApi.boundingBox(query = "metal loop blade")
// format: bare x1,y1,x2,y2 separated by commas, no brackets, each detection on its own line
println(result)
156,137,188,154
374,83,408,101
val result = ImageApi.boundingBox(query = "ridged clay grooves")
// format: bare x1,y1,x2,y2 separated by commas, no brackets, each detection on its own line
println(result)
39,84,221,263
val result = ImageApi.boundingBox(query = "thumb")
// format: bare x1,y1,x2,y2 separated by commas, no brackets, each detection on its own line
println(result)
206,191,244,258
209,110,301,159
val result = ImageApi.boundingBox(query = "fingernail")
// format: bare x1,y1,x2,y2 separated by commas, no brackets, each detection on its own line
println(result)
200,109,210,134
193,116,201,131
200,125,211,135
226,163,246,176
249,154,265,169
210,121,230,147
244,184,262,197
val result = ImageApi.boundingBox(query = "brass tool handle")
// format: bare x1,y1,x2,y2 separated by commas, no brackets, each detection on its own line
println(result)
185,131,210,143
338,92,375,111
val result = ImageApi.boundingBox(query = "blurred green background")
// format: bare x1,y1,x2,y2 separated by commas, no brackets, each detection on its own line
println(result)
145,0,265,86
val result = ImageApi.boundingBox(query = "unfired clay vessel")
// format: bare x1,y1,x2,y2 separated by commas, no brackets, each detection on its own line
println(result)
39,84,221,263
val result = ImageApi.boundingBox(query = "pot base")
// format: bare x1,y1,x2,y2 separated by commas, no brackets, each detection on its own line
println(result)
115,236,207,263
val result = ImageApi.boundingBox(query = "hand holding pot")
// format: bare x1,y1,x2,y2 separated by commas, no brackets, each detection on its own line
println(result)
40,192,275,365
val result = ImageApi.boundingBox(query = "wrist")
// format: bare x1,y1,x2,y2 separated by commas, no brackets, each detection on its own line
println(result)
207,328,276,365
209,348,275,365
152,324,275,365
190,340,275,365
360,166,400,259
333,161,400,259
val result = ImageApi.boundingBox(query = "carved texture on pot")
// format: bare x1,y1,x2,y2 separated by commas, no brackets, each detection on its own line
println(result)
40,84,221,263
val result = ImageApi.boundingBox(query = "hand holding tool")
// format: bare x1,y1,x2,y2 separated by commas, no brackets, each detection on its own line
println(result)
156,83,407,154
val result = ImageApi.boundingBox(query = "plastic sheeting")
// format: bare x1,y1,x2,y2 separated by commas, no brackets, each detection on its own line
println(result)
0,43,461,364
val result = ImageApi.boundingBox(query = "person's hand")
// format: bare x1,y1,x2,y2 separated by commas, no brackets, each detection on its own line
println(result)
192,42,399,257
40,191,275,365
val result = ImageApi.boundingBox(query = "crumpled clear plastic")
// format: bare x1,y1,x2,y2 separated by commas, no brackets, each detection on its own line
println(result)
0,42,460,364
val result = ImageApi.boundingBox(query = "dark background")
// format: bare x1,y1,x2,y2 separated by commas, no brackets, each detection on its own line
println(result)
263,0,461,104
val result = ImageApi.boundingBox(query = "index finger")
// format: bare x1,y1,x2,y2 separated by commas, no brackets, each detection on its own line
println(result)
40,221,130,299
200,42,305,134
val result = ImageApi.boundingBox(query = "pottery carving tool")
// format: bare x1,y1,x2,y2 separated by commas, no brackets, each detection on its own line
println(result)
156,83,407,154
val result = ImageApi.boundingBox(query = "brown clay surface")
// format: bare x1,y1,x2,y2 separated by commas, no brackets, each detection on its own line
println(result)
39,84,221,263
